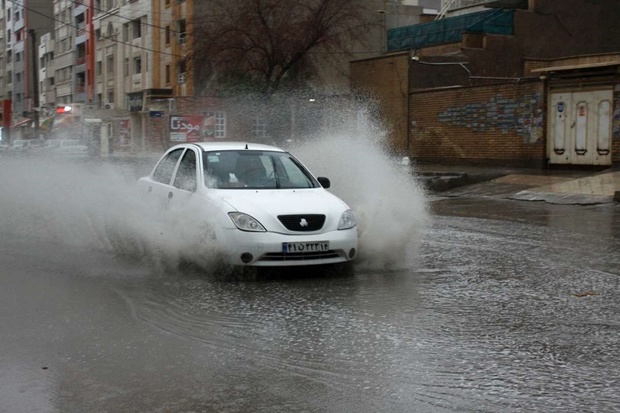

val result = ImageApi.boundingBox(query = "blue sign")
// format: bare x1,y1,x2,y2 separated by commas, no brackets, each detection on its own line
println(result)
149,111,164,118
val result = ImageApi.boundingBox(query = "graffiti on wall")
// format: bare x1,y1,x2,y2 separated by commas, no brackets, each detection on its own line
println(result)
612,94,620,139
438,94,544,144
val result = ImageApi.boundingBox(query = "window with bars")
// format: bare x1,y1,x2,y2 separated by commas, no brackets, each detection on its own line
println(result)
251,117,268,139
215,112,226,138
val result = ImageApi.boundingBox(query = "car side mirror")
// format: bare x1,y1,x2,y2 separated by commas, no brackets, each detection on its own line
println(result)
317,177,330,188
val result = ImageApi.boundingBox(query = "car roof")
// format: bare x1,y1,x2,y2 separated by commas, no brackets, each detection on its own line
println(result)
189,141,286,153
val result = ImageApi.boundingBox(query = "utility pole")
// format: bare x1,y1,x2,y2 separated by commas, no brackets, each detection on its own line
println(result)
29,29,40,139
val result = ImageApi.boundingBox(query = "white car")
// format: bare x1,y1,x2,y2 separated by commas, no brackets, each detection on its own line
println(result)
8,139,29,151
56,139,89,158
137,142,358,268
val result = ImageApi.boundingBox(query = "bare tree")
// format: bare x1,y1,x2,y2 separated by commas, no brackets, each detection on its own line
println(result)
190,0,374,96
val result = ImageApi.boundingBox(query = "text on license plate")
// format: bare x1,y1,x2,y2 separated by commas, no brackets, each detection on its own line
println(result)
282,241,329,253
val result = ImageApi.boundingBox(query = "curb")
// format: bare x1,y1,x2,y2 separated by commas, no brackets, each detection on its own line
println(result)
416,171,507,192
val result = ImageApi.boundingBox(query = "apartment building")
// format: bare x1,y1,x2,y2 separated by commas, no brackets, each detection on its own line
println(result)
0,0,53,133
38,32,55,113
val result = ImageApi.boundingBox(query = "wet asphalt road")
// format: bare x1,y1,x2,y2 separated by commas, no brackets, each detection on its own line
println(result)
1,193,619,413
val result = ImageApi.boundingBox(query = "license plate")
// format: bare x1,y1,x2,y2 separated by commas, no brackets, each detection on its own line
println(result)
282,241,329,253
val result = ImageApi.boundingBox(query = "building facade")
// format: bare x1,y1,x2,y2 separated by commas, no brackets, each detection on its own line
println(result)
0,0,54,136
351,0,620,167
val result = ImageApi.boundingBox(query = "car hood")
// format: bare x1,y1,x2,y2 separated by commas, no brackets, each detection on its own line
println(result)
217,188,351,231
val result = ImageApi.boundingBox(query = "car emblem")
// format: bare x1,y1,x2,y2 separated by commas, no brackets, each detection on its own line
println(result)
299,218,309,227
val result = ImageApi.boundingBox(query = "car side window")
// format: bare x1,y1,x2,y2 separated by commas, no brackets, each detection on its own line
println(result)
278,156,315,188
152,148,184,185
173,149,197,192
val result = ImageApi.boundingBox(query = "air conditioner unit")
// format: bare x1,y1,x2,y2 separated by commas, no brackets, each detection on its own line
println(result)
104,103,115,109
178,32,187,44
178,73,186,84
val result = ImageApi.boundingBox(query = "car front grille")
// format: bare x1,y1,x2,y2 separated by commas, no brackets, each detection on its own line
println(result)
277,214,325,232
260,250,341,262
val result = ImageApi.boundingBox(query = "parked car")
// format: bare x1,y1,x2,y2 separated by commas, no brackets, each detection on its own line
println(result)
137,142,358,268
27,139,46,149
55,139,89,158
7,139,28,156
43,139,62,150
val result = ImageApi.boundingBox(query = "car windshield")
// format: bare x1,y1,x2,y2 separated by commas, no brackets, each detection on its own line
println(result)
203,150,320,189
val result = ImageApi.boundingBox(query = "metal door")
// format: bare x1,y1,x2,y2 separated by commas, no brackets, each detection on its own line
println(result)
548,89,612,165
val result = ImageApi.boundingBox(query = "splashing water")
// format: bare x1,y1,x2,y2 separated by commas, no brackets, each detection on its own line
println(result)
292,108,429,271
0,111,428,273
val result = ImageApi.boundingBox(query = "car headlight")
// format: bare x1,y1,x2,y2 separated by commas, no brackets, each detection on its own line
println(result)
228,212,266,232
338,209,356,230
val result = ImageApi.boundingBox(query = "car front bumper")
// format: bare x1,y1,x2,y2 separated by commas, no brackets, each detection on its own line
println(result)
218,227,358,267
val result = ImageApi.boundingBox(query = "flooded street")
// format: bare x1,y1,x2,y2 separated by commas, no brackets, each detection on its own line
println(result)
1,126,619,413
2,187,619,412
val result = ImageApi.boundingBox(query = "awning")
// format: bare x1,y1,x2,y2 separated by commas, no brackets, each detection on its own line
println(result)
532,61,620,73
12,118,32,128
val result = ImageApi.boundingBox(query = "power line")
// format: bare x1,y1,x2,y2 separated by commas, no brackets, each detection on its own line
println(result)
74,0,183,35
6,0,385,72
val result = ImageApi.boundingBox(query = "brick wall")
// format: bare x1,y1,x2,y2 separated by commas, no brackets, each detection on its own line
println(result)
409,81,547,166
351,53,410,153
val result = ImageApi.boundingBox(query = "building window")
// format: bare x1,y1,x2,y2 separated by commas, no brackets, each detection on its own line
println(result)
215,112,226,138
107,55,114,74
132,18,141,39
177,19,186,43
124,57,129,76
251,117,267,138
134,56,142,74
165,64,170,84
177,59,187,83
96,60,102,76
165,25,170,45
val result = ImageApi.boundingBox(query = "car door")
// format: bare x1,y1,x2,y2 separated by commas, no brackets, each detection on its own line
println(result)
146,147,185,207
168,147,199,209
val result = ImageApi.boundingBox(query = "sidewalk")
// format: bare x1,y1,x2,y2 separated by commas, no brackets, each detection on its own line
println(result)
414,163,620,205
